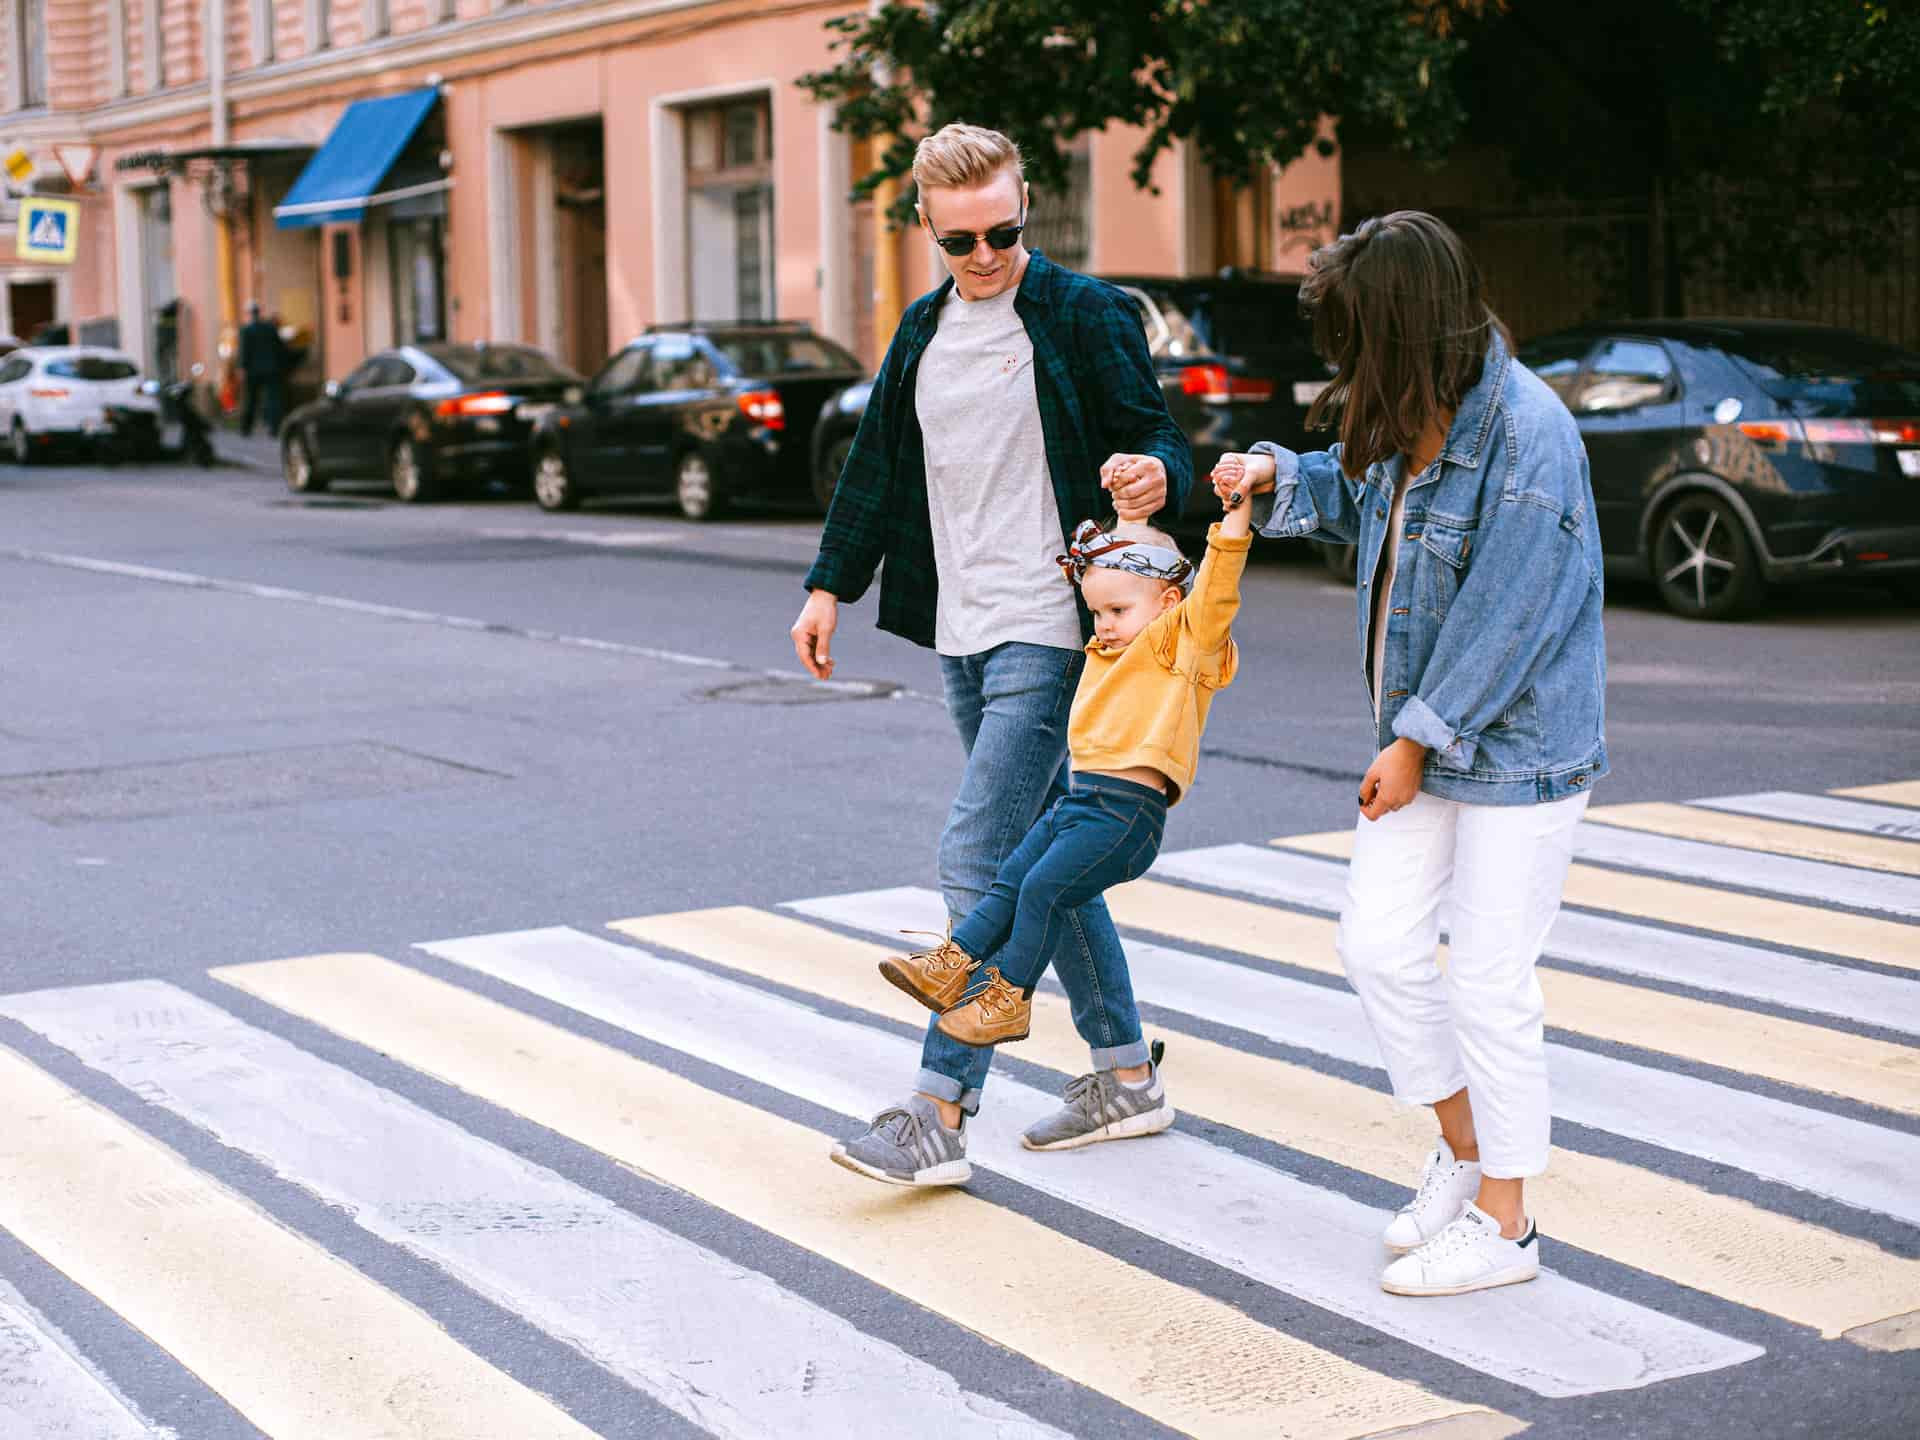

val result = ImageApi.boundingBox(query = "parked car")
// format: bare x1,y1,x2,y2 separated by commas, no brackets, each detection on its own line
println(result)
0,346,146,463
280,342,581,502
528,322,865,519
809,271,1333,525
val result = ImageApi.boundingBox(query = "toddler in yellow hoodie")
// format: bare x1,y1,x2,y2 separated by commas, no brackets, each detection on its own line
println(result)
879,486,1252,1047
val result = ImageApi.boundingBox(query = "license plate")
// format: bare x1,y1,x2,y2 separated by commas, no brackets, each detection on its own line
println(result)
475,417,503,434
1900,449,1920,477
517,403,555,423
1293,380,1331,407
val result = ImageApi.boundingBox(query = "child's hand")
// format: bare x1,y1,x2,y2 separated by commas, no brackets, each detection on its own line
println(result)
1210,451,1275,509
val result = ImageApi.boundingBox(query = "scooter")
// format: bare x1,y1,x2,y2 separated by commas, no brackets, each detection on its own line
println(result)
102,363,215,468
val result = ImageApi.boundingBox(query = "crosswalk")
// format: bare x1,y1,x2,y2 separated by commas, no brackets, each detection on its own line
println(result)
2,779,1917,1437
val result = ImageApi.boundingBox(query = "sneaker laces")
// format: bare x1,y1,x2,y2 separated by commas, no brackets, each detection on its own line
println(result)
1399,1148,1455,1216
1414,1212,1491,1264
867,1105,927,1150
1062,1069,1117,1122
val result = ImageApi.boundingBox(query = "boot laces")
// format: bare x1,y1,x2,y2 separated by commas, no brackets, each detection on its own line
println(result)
971,967,1023,1018
899,929,972,975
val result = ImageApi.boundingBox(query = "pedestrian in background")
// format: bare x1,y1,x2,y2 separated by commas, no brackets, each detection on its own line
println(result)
238,301,291,438
792,122,1193,1185
1213,210,1608,1298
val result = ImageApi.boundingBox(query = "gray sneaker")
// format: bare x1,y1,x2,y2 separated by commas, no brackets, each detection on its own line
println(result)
829,1096,971,1187
1022,1042,1175,1152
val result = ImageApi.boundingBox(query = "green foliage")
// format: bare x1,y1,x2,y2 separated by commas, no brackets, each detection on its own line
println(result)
800,1,1468,221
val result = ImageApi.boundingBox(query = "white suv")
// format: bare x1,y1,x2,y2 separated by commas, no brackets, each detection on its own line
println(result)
0,346,145,463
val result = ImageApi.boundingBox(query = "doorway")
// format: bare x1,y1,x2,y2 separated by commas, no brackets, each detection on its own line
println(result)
550,122,606,374
8,280,54,342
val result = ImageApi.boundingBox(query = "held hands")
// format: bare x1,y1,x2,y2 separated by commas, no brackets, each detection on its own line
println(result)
791,589,838,680
1209,451,1277,510
1358,738,1427,821
1101,453,1168,521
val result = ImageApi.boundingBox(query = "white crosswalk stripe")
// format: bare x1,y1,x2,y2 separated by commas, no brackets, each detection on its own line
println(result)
1696,791,1920,843
1568,820,1920,916
0,1279,164,1440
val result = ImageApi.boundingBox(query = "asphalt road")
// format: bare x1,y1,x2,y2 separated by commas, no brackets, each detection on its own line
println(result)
2,455,1917,1439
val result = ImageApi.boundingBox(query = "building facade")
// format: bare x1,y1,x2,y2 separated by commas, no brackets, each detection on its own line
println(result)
0,0,1343,409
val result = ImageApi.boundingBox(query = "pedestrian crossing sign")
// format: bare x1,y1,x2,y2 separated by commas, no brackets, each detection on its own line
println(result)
17,196,77,263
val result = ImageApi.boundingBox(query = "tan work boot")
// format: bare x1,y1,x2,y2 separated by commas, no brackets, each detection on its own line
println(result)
878,933,978,1012
937,967,1033,1047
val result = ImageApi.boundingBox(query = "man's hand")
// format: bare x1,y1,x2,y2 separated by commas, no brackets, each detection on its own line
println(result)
1101,453,1168,521
1210,451,1276,508
1359,738,1428,821
791,589,839,680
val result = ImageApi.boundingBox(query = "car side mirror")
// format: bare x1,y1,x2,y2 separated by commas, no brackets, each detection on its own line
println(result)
139,379,160,396
324,380,343,401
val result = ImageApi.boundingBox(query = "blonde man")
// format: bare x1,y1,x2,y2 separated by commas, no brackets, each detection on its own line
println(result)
792,122,1193,1185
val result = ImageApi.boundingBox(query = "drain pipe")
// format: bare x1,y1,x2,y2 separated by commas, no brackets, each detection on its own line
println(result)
208,0,238,415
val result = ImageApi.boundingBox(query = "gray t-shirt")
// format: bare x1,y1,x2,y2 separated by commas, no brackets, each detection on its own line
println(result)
915,282,1082,658
1370,458,1418,724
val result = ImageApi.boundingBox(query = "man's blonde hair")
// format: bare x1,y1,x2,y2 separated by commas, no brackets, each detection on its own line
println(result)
912,123,1024,193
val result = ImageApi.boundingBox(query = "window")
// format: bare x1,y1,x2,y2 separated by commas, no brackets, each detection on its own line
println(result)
0,356,32,384
251,0,274,63
649,336,714,391
710,333,860,377
18,0,47,107
46,357,140,381
592,345,651,396
342,359,384,390
367,0,389,38
1517,335,1597,408
684,96,773,324
1024,140,1091,270
429,344,576,384
1579,338,1675,414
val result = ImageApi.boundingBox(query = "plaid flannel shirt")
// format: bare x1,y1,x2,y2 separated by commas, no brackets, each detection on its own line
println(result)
802,251,1194,650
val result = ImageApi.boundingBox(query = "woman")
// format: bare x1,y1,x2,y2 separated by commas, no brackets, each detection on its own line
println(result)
1212,211,1607,1297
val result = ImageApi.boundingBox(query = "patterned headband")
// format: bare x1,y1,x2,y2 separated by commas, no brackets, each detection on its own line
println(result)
1055,519,1195,593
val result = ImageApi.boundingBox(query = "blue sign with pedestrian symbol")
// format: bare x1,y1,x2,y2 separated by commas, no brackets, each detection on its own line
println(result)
17,197,78,263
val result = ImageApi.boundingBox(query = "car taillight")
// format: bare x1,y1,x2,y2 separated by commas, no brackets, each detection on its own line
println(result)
28,387,68,400
1740,417,1920,448
737,390,785,429
436,391,513,419
1178,364,1275,404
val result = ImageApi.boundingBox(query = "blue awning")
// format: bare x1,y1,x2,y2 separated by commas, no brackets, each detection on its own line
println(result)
274,88,443,229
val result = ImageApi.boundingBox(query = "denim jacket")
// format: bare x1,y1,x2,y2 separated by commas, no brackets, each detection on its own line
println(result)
1251,333,1608,806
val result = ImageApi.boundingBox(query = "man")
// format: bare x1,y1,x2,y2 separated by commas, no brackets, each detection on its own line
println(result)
790,122,1192,1185
237,301,290,437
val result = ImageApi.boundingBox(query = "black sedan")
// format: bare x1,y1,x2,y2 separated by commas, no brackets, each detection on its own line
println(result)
281,343,581,502
1513,321,1920,618
528,323,864,520
811,272,1331,526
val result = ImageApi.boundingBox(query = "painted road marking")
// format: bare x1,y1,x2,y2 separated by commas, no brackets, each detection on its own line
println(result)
0,1044,597,1440
1566,817,1920,917
0,1279,159,1440
1146,845,1920,1038
424,924,1757,1399
654,904,1920,1341
212,952,1507,1440
1697,792,1920,844
1836,781,1920,809
786,889,1920,1224
1587,800,1920,876
0,979,1068,1440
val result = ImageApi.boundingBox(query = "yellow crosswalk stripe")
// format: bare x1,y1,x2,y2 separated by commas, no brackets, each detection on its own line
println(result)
213,952,1509,1440
1277,831,1920,975
1105,879,1920,1118
1587,801,1920,876
614,907,1920,1342
0,1044,597,1440
1836,780,1920,809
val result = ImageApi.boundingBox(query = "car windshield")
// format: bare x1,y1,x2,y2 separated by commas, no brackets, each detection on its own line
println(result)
46,356,138,381
427,346,578,384
710,334,860,376
1721,332,1920,418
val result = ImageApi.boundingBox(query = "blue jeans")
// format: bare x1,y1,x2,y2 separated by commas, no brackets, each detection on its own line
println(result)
920,643,1152,1113
953,775,1167,991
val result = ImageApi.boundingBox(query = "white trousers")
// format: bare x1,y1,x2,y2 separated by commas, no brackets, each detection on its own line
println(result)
1336,789,1589,1179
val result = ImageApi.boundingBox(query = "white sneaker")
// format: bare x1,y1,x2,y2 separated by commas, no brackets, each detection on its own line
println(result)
1381,1139,1482,1254
1380,1202,1540,1297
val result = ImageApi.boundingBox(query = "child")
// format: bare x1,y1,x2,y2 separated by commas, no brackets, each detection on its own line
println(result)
879,487,1251,1048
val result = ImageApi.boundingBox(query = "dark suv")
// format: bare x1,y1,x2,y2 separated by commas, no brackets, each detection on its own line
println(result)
810,272,1332,525
530,322,865,519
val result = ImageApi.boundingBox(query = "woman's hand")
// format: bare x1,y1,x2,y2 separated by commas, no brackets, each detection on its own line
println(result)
1359,738,1428,821
1210,451,1276,508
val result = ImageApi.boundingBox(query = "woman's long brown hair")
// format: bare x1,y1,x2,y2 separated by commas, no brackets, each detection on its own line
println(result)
1300,211,1511,479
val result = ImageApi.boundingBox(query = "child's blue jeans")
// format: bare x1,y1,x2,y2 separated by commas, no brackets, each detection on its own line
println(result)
952,773,1169,991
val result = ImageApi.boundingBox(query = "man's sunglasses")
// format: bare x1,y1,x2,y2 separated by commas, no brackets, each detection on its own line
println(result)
926,207,1027,258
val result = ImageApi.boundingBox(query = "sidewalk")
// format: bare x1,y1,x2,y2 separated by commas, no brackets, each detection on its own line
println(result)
214,427,282,474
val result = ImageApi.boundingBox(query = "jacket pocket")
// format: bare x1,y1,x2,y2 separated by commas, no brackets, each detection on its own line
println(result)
1415,518,1474,621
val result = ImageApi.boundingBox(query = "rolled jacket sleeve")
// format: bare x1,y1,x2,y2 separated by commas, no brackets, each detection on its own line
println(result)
1247,443,1363,543
1392,495,1598,769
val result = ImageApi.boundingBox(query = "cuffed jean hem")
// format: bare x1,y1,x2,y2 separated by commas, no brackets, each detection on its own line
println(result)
916,1067,985,1116
1091,1039,1153,1071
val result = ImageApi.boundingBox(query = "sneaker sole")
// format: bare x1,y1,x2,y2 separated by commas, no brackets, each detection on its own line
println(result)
828,1145,971,1188
877,960,956,1014
1380,1265,1539,1297
1021,1103,1176,1151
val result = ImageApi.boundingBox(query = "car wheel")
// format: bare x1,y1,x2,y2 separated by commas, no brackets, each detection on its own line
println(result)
1651,492,1766,620
533,447,579,512
390,436,435,503
11,419,34,466
283,432,325,493
813,434,853,512
675,448,727,521
1312,538,1358,582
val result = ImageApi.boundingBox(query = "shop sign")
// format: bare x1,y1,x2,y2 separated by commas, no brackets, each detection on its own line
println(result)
17,197,78,263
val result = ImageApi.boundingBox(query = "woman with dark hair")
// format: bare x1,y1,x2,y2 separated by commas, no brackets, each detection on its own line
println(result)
1212,210,1607,1297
